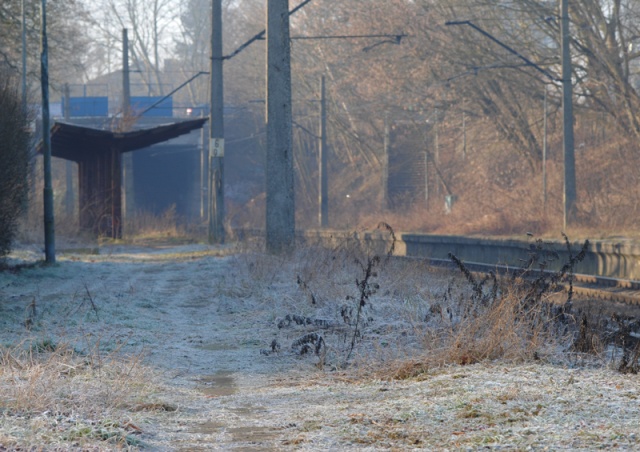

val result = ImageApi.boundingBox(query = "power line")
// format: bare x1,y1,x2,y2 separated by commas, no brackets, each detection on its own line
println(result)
445,20,558,81
223,0,313,60
290,33,407,41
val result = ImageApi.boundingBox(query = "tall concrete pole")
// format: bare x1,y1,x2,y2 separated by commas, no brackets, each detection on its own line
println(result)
122,28,135,225
63,84,74,218
63,84,71,119
209,0,225,244
200,110,208,220
383,114,390,210
543,85,548,215
21,0,27,112
561,0,576,229
318,76,328,228
462,108,467,159
122,29,131,115
434,107,440,195
424,149,428,206
40,0,55,263
21,0,32,215
266,0,294,253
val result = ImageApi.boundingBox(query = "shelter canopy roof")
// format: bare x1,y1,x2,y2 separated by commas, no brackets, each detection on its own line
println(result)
37,118,208,162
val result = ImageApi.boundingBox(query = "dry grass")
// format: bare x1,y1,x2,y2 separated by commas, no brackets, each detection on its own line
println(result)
390,281,567,380
1,238,638,449
251,232,592,380
122,205,188,242
0,339,168,449
238,229,579,378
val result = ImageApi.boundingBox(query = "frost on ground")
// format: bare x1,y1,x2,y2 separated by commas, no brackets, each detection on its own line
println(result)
0,241,639,450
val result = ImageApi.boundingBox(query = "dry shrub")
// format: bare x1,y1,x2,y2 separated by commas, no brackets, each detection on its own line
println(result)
0,70,31,258
230,235,284,283
227,194,265,231
390,280,568,380
241,231,595,376
389,236,590,379
16,157,95,247
445,285,558,365
123,204,187,242
0,340,165,448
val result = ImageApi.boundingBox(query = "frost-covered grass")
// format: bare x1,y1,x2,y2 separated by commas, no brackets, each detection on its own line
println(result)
0,341,170,449
0,239,638,449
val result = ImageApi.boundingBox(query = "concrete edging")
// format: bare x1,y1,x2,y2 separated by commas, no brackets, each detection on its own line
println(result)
298,230,640,281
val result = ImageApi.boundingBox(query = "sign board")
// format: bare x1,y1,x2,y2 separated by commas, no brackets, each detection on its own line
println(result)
210,138,225,157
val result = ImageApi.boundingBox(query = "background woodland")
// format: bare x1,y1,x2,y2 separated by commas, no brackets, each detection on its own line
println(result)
2,0,639,236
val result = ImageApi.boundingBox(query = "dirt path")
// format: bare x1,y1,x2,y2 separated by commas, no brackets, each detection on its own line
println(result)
1,244,353,450
110,246,318,450
2,243,640,450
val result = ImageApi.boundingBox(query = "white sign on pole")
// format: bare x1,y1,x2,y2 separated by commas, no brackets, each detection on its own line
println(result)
210,138,225,157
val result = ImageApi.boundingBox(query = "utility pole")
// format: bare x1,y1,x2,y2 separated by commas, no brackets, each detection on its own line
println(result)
543,85,548,215
200,109,208,220
209,0,225,244
561,0,576,229
40,0,55,263
445,19,576,229
461,106,467,160
266,0,295,253
424,149,428,206
63,83,71,117
434,107,440,195
318,76,328,228
21,0,27,112
63,84,74,218
122,28,135,226
122,29,131,114
383,114,390,210
21,0,32,215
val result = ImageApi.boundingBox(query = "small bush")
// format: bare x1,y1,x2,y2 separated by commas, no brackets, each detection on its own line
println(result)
122,204,187,242
0,70,31,258
390,236,590,378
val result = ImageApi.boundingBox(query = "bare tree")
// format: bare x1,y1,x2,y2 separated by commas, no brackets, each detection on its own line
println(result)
0,0,92,92
88,0,181,94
